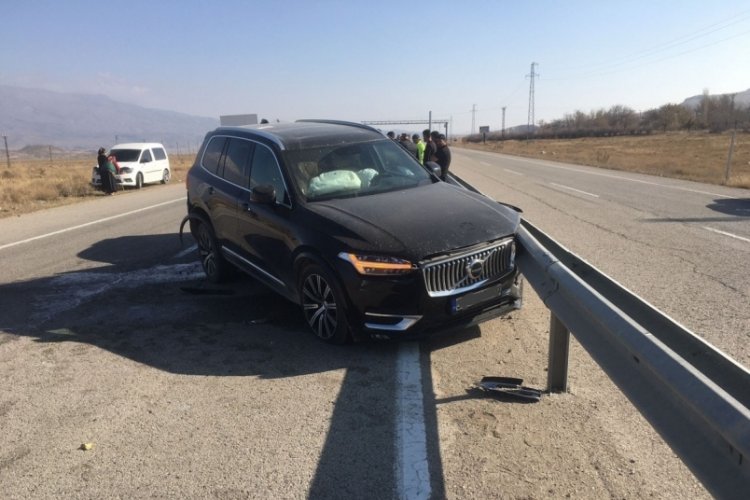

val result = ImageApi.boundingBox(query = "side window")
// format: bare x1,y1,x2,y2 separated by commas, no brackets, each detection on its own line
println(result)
152,148,167,161
201,137,227,175
223,138,254,187
250,146,287,204
140,149,153,163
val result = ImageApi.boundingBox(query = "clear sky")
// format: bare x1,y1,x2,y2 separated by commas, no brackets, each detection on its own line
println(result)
2,0,749,135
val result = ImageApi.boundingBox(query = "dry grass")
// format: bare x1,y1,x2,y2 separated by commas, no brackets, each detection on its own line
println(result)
459,131,750,189
0,154,194,218
2,133,748,219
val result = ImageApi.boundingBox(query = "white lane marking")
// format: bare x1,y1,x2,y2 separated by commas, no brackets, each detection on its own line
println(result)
0,198,186,251
395,341,431,500
174,244,197,259
702,226,750,244
549,182,600,198
465,150,735,199
504,169,524,176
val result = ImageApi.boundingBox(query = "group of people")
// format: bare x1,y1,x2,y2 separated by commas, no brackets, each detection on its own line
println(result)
388,129,451,180
96,147,121,195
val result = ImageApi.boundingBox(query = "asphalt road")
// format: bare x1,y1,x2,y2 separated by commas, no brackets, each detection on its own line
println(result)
1,154,747,498
454,148,750,368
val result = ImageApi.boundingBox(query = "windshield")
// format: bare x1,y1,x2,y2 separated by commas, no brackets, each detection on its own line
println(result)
108,149,141,162
283,139,433,201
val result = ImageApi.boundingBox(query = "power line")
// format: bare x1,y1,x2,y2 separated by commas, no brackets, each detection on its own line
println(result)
545,12,750,81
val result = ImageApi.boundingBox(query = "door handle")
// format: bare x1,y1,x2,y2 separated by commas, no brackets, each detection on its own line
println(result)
242,203,258,217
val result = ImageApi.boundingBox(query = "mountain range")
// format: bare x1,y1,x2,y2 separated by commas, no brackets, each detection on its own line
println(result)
2,85,748,151
0,85,219,152
681,88,750,109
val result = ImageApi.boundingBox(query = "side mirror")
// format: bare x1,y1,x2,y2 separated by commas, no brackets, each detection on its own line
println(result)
141,157,151,163
425,161,442,178
251,184,276,204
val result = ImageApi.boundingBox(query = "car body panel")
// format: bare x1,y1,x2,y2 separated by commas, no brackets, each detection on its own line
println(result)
186,121,522,341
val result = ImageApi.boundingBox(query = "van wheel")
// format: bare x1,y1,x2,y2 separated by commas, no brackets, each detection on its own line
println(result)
161,169,170,184
193,220,229,283
135,173,144,189
299,262,350,344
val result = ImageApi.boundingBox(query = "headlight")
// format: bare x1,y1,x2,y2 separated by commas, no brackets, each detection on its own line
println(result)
120,167,133,173
339,252,414,276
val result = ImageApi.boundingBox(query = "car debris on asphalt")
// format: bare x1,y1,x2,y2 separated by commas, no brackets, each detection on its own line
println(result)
473,376,543,402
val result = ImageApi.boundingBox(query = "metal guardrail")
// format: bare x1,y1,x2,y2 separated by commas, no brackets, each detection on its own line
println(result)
517,218,750,499
447,170,749,497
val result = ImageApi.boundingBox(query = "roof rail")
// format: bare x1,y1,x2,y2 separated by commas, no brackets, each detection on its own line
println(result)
296,119,381,134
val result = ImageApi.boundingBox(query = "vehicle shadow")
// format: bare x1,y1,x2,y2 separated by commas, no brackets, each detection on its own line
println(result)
642,198,750,224
707,197,750,217
1,232,497,498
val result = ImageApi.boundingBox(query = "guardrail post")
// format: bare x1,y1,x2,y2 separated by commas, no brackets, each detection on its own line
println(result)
547,313,570,393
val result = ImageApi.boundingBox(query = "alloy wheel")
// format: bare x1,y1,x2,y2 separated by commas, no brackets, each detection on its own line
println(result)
196,223,219,279
302,273,338,340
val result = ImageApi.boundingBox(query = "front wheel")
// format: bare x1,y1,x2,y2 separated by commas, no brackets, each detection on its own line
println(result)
135,173,144,189
161,169,170,184
299,263,350,344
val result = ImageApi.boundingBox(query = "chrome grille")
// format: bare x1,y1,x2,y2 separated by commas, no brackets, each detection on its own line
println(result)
421,239,515,297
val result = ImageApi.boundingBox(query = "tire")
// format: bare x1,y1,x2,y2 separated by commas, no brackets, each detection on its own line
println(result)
299,263,350,344
161,169,170,184
193,219,229,283
135,173,144,189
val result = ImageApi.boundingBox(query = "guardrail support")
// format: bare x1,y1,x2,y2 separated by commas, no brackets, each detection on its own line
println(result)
547,313,570,393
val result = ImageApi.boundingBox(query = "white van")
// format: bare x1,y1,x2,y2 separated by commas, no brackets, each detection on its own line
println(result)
92,143,170,189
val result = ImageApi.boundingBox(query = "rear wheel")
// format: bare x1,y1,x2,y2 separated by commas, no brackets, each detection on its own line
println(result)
135,173,144,189
193,219,229,283
299,263,350,344
161,169,170,184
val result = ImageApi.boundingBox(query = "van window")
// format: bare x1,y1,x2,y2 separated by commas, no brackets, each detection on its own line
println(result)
202,137,227,175
109,149,140,162
223,138,254,187
250,145,287,204
140,149,153,163
153,148,167,161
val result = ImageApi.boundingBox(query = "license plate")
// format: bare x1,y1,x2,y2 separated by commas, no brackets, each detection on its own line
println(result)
451,284,503,313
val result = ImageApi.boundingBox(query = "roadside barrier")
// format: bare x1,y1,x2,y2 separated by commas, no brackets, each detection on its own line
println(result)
517,218,750,499
451,171,750,498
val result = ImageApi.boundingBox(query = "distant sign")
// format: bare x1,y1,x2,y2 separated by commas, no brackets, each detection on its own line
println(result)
479,126,490,134
220,114,258,126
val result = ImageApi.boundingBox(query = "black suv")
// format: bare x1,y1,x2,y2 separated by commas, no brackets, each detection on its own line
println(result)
184,120,522,343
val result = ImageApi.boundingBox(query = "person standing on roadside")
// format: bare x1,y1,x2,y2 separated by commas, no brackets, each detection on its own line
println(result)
434,133,452,180
413,133,425,164
399,133,418,159
423,129,436,165
97,147,117,195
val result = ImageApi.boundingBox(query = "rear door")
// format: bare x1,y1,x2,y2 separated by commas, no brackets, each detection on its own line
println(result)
198,136,246,247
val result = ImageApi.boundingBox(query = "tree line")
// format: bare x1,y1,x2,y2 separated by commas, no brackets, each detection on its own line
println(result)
467,95,750,142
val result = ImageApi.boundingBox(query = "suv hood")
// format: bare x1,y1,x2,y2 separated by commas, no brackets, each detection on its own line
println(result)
306,183,519,261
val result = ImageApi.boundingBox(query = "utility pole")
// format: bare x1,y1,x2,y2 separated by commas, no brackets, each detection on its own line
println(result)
501,106,507,138
702,88,709,129
3,136,9,168
428,110,432,133
471,104,477,135
527,62,539,137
